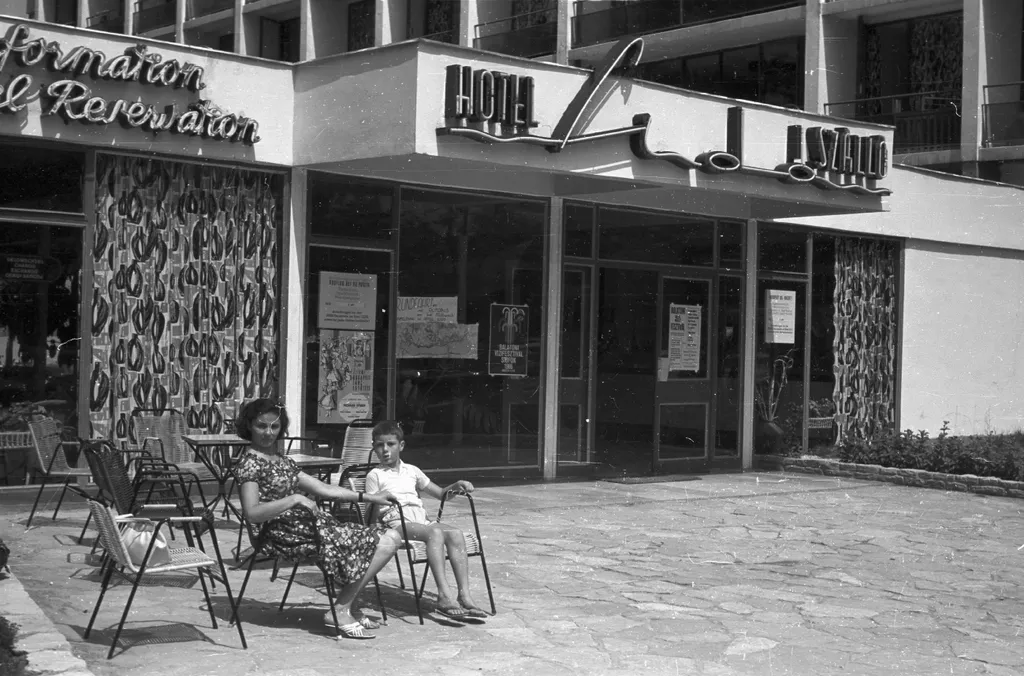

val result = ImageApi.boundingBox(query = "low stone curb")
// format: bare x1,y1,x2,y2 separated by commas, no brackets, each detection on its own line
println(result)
0,568,96,676
761,455,1024,499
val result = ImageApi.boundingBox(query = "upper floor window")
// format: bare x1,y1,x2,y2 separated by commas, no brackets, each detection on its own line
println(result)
636,38,804,109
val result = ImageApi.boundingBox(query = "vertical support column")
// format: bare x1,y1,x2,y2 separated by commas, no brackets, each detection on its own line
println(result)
962,0,984,168
124,0,134,35
803,0,825,113
76,0,87,28
541,198,565,479
299,0,314,61
459,0,479,49
740,219,757,469
281,169,308,432
375,0,389,46
232,0,244,53
555,0,570,66
79,151,97,441
176,0,186,44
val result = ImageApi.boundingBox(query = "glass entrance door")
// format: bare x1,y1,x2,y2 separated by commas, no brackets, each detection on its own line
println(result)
656,275,714,469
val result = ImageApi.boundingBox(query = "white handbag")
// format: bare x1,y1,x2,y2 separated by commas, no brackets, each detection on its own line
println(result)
121,522,172,567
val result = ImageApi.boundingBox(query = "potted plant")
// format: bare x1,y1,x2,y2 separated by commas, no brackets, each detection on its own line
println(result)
754,350,795,453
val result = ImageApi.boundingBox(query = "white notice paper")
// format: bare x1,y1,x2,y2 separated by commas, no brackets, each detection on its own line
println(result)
396,297,459,324
765,289,796,344
318,272,377,331
668,304,702,372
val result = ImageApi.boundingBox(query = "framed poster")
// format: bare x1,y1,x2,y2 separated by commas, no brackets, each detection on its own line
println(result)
317,329,373,424
396,296,458,323
765,289,796,344
488,303,529,376
318,272,377,331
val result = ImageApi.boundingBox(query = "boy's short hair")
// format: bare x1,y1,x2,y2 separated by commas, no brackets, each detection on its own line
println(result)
235,398,290,441
371,420,404,442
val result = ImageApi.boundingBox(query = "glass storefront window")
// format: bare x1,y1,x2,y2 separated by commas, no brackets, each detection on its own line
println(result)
397,189,546,470
0,146,84,213
598,209,714,266
309,174,394,240
718,221,744,269
754,278,806,454
0,222,82,485
564,203,594,258
758,225,808,273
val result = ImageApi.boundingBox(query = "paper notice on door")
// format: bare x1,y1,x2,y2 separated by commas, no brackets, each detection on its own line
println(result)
668,304,701,372
765,289,796,344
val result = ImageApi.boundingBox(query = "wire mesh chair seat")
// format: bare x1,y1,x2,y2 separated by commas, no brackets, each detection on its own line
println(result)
25,417,94,534
130,408,215,479
330,420,375,523
83,501,246,659
348,475,496,623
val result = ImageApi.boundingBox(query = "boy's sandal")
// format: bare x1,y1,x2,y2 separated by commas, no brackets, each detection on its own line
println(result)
459,605,489,619
357,616,381,630
336,622,375,640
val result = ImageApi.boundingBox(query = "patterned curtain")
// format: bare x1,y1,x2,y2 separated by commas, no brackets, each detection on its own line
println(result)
909,14,962,100
90,154,281,443
425,0,457,38
348,0,375,51
832,238,898,445
511,0,555,29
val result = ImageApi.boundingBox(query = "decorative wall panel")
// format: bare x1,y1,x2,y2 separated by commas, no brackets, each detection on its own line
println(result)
832,238,898,444
90,154,282,442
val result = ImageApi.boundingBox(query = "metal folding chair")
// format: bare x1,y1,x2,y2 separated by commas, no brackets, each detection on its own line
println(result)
83,500,246,659
352,478,496,624
25,418,94,535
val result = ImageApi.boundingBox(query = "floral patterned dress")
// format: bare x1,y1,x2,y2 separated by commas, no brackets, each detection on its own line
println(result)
233,452,388,586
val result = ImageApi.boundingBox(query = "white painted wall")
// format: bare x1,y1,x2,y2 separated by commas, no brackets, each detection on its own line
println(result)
901,240,1024,435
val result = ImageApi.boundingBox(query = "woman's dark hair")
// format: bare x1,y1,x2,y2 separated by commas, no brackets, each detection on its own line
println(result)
235,398,290,441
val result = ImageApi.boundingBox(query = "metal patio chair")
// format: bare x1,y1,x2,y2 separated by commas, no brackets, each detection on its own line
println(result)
25,417,94,535
352,477,496,623
83,500,246,659
232,503,389,635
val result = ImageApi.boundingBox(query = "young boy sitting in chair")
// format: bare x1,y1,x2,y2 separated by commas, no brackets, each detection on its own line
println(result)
364,420,488,620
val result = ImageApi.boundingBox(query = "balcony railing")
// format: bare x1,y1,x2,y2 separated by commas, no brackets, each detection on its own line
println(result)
87,9,124,33
188,0,234,20
983,82,1024,148
825,91,961,154
134,1,175,33
475,8,556,59
572,0,802,48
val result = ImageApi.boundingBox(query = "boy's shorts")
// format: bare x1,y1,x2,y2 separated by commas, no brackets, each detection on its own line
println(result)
383,505,431,528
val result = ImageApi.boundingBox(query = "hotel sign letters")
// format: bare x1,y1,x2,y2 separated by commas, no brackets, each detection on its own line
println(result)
438,37,889,196
0,23,260,144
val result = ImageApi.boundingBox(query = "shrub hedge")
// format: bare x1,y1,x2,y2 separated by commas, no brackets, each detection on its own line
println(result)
0,616,27,676
836,422,1024,482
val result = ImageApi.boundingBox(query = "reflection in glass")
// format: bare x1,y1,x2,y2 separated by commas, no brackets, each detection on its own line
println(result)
715,276,742,455
0,146,84,213
308,174,394,240
397,189,545,470
759,225,808,273
0,223,82,484
559,265,591,464
599,209,714,266
659,403,707,459
564,203,593,258
594,268,656,471
754,279,806,454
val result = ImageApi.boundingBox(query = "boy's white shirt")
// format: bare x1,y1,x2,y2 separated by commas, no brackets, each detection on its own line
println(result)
365,460,430,512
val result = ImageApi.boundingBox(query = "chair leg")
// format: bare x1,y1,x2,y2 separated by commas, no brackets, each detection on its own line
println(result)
476,553,497,616
84,560,117,639
412,561,427,625
270,558,281,582
393,553,406,589
196,567,218,629
76,510,93,545
232,550,260,626
107,570,146,659
50,476,72,521
321,567,340,634
213,549,248,650
25,476,49,530
278,562,301,612
373,576,387,623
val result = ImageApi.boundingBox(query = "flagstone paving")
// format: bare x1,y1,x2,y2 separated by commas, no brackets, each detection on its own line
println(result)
3,471,1024,675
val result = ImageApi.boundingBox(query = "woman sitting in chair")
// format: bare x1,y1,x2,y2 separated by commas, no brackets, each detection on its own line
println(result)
234,398,401,640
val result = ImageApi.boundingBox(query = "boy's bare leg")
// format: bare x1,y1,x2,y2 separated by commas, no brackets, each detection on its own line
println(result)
401,521,459,608
436,522,481,611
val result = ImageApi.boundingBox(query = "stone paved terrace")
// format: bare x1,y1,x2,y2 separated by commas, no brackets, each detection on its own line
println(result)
3,471,1024,675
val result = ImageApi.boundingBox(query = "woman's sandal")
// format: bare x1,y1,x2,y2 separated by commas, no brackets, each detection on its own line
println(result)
337,622,375,640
